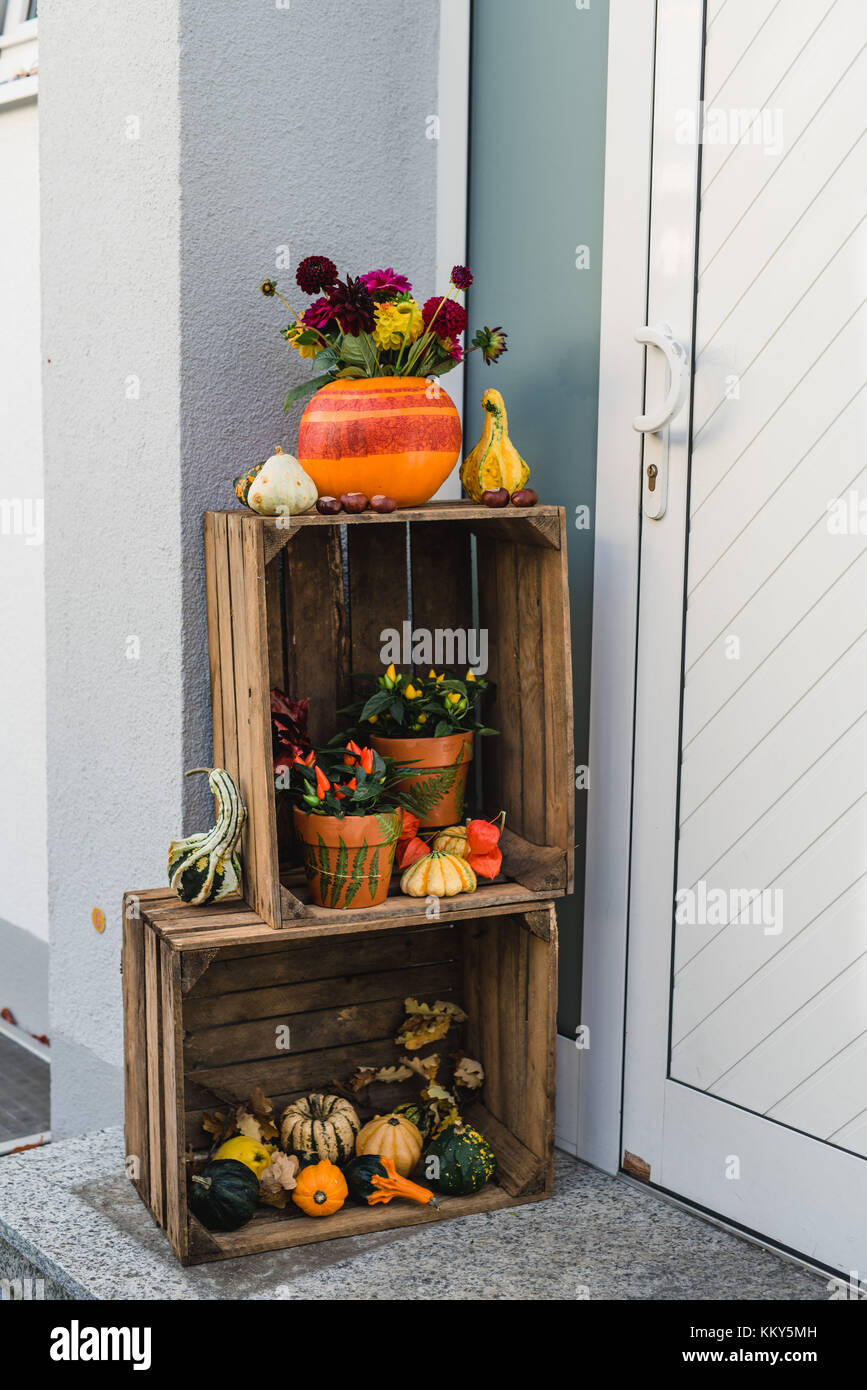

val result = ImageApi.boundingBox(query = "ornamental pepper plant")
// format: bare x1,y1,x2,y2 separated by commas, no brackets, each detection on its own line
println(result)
337,666,498,741
276,740,422,820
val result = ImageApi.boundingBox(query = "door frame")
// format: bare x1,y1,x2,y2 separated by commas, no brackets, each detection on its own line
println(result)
579,0,659,1174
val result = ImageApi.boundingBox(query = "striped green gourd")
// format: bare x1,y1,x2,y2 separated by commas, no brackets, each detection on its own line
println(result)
167,768,246,906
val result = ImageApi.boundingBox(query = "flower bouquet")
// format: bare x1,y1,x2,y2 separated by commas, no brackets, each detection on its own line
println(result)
260,257,509,507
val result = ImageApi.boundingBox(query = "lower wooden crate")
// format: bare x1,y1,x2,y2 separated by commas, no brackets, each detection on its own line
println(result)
122,888,557,1265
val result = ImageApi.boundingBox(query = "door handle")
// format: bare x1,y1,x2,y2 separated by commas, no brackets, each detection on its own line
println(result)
632,323,689,432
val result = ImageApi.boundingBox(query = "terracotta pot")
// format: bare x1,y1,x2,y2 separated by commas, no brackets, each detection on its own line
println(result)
293,808,401,910
370,731,473,828
296,377,461,507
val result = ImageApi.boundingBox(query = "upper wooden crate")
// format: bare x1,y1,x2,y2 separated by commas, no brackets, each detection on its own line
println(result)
204,502,574,929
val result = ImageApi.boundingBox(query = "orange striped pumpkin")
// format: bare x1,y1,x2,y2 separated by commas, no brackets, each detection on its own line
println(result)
297,377,462,507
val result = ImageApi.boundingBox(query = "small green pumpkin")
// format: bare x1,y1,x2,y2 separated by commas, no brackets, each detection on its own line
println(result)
168,768,246,906
425,1122,496,1195
394,1100,435,1142
188,1158,259,1231
344,1155,439,1209
233,461,264,506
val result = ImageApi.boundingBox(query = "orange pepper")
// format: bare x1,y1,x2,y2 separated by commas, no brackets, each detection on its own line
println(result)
314,766,330,798
359,747,374,774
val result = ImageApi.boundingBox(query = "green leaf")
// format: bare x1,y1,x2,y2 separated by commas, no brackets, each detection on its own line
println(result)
316,833,333,901
283,371,336,411
433,720,452,737
331,838,349,908
343,839,369,908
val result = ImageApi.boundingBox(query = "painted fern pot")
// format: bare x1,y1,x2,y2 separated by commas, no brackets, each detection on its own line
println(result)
292,808,402,910
369,731,473,828
296,377,461,507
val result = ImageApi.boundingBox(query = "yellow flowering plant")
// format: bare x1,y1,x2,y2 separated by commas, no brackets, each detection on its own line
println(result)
337,666,498,740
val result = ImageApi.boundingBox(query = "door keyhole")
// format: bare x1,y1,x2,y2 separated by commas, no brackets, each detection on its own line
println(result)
647,463,658,493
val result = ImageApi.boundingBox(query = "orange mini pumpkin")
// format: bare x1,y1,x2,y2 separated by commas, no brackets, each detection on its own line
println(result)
355,1113,424,1177
291,1159,348,1218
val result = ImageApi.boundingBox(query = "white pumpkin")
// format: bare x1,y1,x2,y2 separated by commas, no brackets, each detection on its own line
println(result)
247,446,318,516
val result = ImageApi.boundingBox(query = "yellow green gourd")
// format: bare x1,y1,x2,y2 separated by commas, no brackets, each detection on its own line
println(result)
460,389,530,502
167,768,246,906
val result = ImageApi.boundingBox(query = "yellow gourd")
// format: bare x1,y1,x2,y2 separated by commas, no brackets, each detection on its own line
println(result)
355,1113,424,1177
212,1136,275,1176
400,850,477,898
460,389,529,502
431,825,470,857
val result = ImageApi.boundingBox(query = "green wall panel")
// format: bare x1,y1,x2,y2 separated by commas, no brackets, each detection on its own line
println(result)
466,0,609,1034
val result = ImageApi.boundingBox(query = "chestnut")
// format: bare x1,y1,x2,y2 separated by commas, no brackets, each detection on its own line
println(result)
370,495,397,513
511,488,538,507
316,495,342,515
481,488,510,507
340,492,369,513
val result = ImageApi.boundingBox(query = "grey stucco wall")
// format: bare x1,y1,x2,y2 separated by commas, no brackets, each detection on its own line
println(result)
40,0,441,1138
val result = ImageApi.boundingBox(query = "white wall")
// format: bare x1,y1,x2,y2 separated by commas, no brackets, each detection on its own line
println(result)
39,0,442,1138
0,77,48,1034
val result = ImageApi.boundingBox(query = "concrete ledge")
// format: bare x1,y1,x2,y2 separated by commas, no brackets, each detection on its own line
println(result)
0,1128,827,1300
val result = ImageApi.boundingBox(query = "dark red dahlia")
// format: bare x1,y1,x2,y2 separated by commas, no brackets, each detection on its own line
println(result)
421,297,468,340
329,276,376,335
296,255,338,296
450,265,473,290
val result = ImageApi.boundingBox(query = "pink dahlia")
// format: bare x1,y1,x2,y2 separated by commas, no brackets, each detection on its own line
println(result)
451,264,473,290
303,296,337,329
421,297,467,340
360,268,413,299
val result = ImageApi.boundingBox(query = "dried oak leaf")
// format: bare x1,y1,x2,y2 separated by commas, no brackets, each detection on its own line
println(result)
201,1110,229,1139
396,1015,451,1051
400,1052,440,1082
423,1083,461,1136
453,1055,484,1090
259,1152,299,1209
405,997,468,1022
374,1065,413,1084
347,1067,379,1092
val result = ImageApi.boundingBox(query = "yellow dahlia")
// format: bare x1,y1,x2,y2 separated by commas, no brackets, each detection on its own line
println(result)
285,322,322,360
373,298,423,351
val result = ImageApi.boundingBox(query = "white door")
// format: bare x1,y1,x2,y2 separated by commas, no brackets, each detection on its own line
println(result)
623,0,867,1274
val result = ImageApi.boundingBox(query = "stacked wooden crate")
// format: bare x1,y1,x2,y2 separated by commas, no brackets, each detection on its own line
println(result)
124,501,572,1264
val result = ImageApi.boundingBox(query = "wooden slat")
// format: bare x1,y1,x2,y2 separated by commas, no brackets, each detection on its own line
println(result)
122,906,149,1201
184,1035,407,1107
184,959,460,1030
465,1101,547,1196
282,525,350,744
409,522,473,672
347,522,410,676
204,512,239,782
191,1184,542,1263
264,551,287,691
186,923,459,997
185,988,459,1069
525,909,558,1186
144,925,164,1226
224,514,282,928
203,513,226,773
160,942,187,1262
541,512,575,890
